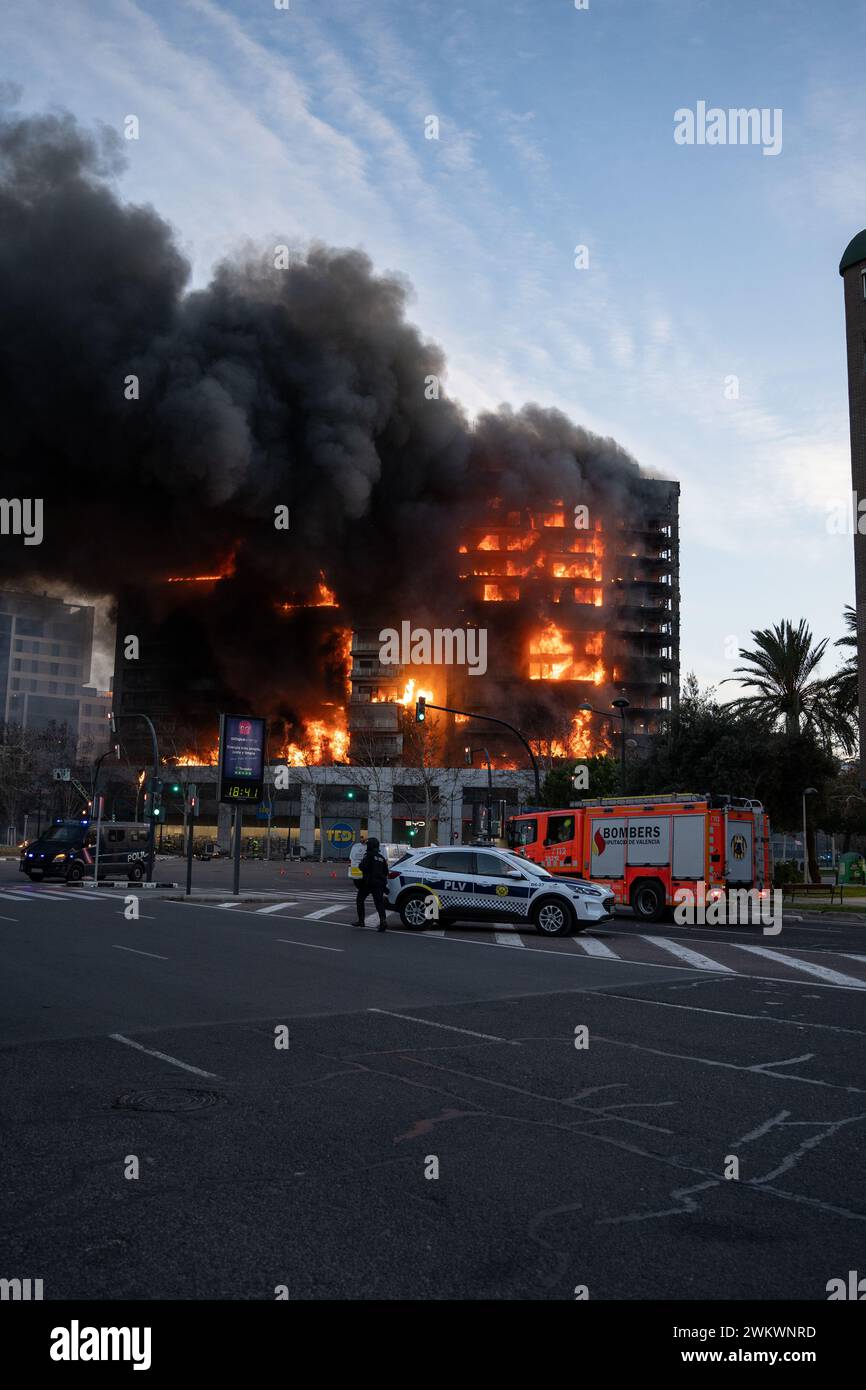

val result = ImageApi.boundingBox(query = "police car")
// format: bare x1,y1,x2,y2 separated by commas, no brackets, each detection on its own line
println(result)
386,844,614,936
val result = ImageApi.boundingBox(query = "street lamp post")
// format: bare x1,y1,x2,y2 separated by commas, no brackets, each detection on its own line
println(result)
465,745,494,837
424,701,541,804
578,698,631,794
802,786,818,884
111,712,160,882
91,743,119,816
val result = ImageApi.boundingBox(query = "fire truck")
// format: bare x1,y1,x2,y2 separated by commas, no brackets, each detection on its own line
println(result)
506,793,772,922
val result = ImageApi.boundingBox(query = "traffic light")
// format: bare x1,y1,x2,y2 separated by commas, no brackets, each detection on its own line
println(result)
464,746,472,766
346,789,355,800
415,696,426,723
171,783,181,794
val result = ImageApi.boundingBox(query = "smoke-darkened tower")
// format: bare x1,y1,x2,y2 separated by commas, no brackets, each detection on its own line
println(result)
840,229,866,783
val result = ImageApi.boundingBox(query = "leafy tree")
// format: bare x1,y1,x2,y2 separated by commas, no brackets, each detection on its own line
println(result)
540,755,619,808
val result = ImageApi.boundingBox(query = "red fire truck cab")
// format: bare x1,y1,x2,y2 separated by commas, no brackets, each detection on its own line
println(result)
506,793,772,921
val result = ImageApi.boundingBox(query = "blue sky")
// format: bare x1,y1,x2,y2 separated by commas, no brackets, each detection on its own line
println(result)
6,0,865,690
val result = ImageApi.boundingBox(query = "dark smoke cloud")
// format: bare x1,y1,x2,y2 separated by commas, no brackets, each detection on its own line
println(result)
0,104,659,727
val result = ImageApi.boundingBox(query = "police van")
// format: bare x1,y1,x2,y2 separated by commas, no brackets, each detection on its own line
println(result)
347,841,412,880
20,819,150,883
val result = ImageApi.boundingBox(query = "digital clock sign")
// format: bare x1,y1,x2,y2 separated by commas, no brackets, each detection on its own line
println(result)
218,714,266,806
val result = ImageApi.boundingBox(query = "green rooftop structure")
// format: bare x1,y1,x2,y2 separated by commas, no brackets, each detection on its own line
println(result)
840,230,866,276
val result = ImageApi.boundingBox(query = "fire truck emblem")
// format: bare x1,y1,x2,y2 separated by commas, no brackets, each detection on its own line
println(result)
593,828,606,855
731,834,747,861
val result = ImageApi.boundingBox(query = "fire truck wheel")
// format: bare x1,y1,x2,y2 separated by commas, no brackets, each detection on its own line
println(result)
531,897,576,937
630,880,665,922
66,862,84,883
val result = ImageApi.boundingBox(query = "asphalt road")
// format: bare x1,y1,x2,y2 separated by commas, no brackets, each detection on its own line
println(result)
2,858,865,1301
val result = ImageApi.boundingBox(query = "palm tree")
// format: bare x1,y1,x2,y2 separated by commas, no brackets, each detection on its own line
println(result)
829,604,857,719
725,619,856,753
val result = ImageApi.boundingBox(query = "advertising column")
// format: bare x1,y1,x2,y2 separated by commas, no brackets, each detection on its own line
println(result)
218,714,266,895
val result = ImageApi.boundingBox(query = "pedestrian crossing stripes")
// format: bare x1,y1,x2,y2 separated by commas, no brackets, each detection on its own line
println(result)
573,934,618,959
0,888,119,902
639,934,736,973
731,943,866,988
6,882,866,989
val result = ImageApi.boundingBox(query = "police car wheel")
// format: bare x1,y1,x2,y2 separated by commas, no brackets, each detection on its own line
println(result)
66,863,84,882
128,863,144,882
532,897,575,937
399,890,431,930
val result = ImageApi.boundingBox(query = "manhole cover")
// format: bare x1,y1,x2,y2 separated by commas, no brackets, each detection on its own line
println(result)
113,1089,223,1113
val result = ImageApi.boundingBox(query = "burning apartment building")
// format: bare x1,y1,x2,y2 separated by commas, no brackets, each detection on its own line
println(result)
348,475,679,765
0,106,679,781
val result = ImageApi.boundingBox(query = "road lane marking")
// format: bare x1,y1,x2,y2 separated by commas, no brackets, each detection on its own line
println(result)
573,935,619,958
642,936,735,973
109,1033,219,1078
112,945,168,960
217,901,242,908
256,902,298,914
597,992,866,1035
386,929,694,968
367,1007,518,1044
304,904,348,919
0,913,19,921
276,938,343,951
732,944,866,987
495,931,525,947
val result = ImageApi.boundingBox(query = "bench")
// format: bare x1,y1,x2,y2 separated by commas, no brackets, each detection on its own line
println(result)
781,882,844,905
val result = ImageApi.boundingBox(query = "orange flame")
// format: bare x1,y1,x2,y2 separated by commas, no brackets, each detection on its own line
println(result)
280,712,349,765
528,623,607,683
279,571,338,610
166,548,237,585
396,677,434,706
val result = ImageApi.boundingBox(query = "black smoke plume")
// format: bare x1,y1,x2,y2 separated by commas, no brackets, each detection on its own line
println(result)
0,103,659,738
